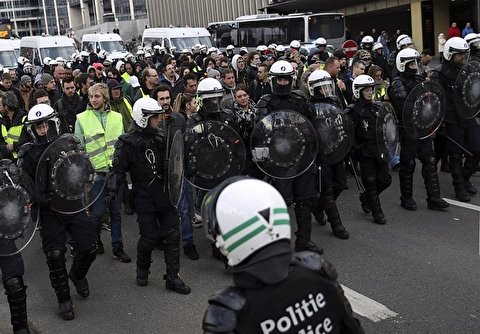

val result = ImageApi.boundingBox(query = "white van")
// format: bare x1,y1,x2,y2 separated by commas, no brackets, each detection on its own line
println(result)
20,35,77,66
81,33,127,61
142,27,213,51
0,39,20,69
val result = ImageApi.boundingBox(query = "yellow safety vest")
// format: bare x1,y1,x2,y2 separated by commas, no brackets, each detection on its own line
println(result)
1,115,26,159
76,110,123,171
373,85,387,101
121,72,131,84
123,97,132,115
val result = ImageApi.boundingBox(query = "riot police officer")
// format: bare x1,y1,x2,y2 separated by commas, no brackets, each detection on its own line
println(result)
389,48,449,211
431,37,479,202
348,75,392,224
307,70,350,239
256,60,322,254
18,104,97,320
0,160,31,334
464,33,480,62
388,34,414,80
201,177,364,334
112,97,191,294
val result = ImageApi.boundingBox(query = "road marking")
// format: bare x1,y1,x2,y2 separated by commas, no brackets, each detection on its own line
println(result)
341,285,398,322
442,198,480,212
443,197,480,255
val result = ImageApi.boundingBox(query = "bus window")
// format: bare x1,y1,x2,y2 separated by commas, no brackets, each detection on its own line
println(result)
308,14,344,40
238,17,303,47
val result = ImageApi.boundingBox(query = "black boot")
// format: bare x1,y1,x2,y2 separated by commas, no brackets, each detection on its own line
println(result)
46,250,74,320
399,159,417,211
311,197,327,225
163,228,191,294
463,155,480,195
450,153,470,202
367,191,386,224
359,192,370,214
69,248,96,298
4,277,29,333
322,195,349,240
422,156,450,210
136,236,156,287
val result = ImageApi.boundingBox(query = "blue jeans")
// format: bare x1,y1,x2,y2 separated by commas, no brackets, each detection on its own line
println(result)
90,174,124,250
178,181,194,244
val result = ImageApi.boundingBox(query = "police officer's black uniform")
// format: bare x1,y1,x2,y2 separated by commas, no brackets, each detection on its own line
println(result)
257,89,322,253
348,100,391,224
431,58,480,202
310,96,350,239
113,117,191,294
389,72,449,210
203,248,364,334
18,134,97,320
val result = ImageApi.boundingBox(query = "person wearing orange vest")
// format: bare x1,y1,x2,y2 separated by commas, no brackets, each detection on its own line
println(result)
75,83,131,263
0,91,26,160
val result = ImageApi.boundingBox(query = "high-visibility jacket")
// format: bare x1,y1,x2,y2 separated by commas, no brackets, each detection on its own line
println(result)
0,114,26,159
76,109,123,171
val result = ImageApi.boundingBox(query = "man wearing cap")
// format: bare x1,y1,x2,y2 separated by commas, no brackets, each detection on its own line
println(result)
107,79,133,132
106,68,134,103
92,63,106,83
129,76,141,98
18,75,32,112
41,73,61,107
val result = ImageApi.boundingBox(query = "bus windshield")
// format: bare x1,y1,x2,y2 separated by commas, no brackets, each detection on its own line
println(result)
100,40,126,53
237,17,304,47
0,50,17,68
308,14,345,40
40,46,76,61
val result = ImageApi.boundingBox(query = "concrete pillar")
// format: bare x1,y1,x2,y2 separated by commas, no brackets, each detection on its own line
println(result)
433,0,449,56
410,1,423,50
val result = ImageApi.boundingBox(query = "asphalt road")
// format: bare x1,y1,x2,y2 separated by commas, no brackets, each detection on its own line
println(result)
1,166,479,334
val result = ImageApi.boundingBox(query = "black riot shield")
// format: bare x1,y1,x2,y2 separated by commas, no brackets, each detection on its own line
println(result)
168,130,184,207
0,159,38,256
312,102,353,164
250,110,318,179
375,102,399,162
454,61,480,119
35,134,107,214
184,121,246,190
402,81,446,139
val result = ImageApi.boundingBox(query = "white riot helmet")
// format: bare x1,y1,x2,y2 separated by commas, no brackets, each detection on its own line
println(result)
396,34,413,50
269,60,295,96
352,74,375,100
43,57,52,66
48,59,58,67
170,46,177,53
464,33,480,55
268,44,277,50
276,45,285,53
23,63,33,74
98,50,108,59
396,48,422,74
197,78,224,113
136,49,145,56
372,42,383,52
226,44,234,51
308,69,335,100
361,35,374,50
154,44,161,51
256,45,268,53
289,40,301,49
17,56,29,65
80,51,89,59
443,36,470,62
144,52,152,58
55,57,66,66
201,177,291,267
315,37,327,46
24,104,61,143
132,97,165,129
72,52,80,61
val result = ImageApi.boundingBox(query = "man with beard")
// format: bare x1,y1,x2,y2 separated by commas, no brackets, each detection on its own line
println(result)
18,75,32,112
107,79,133,132
54,76,85,132
134,68,159,102
74,83,130,261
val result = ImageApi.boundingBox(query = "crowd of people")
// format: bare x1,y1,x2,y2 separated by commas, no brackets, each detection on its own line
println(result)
0,25,479,333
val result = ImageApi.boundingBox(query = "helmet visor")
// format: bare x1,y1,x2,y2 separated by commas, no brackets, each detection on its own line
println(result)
27,118,60,143
311,80,335,99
